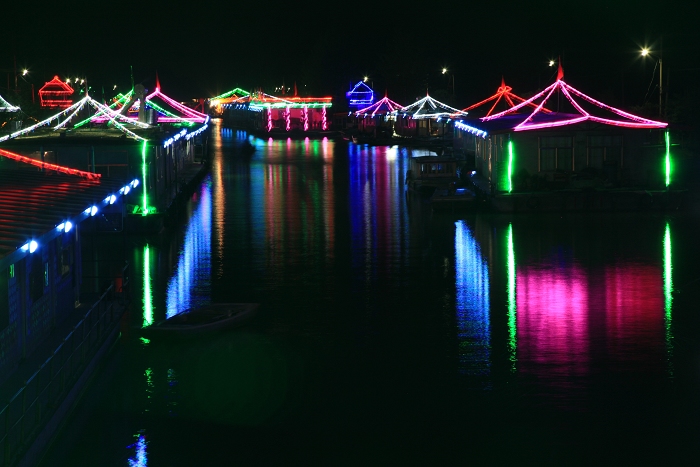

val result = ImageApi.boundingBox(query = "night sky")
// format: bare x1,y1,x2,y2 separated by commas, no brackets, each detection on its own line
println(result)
3,0,698,112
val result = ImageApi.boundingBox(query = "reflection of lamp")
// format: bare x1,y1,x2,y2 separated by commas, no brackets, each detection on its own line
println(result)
641,46,663,117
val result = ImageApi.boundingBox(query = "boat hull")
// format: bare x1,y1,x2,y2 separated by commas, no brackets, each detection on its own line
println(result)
141,303,259,340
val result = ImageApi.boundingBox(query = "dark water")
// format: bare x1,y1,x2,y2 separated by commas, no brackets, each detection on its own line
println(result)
42,120,700,466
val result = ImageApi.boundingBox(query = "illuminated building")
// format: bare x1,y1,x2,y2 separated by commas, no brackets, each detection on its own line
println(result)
346,80,374,108
462,64,674,210
394,93,468,141
0,80,210,229
0,154,138,382
354,93,404,137
220,89,332,135
38,76,74,108
0,93,20,113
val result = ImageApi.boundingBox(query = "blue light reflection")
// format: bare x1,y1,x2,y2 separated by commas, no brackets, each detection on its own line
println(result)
454,220,491,382
165,179,212,318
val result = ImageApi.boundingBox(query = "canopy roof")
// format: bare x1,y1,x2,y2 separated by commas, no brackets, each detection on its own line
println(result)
400,94,467,119
461,77,550,117
355,94,404,117
0,93,19,112
481,66,667,131
210,87,251,102
0,84,209,144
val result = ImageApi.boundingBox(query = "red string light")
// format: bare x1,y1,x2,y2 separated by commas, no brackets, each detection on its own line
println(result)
0,148,101,179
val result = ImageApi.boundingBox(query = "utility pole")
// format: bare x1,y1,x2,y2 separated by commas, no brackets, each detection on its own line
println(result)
659,36,663,118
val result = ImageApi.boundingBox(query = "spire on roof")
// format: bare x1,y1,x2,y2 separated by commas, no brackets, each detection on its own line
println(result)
557,57,564,81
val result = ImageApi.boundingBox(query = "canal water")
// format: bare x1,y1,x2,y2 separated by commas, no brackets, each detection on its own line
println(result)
41,119,700,466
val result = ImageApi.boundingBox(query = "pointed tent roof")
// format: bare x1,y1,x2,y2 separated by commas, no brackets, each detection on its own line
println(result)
0,94,152,143
0,93,19,112
401,93,467,119
460,77,550,117
210,87,251,103
355,92,404,117
100,83,210,124
481,67,667,131
143,86,209,123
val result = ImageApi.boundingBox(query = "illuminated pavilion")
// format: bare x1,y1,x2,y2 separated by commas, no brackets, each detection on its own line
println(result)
464,64,672,209
218,88,332,135
354,92,404,136
346,80,375,109
393,93,468,140
452,77,543,159
0,80,209,228
0,93,19,113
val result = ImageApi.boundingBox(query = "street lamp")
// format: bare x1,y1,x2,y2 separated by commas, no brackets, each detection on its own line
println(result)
441,67,455,100
641,46,663,118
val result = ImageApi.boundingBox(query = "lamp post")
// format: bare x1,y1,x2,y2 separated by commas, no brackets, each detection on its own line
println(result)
641,46,663,118
441,67,455,101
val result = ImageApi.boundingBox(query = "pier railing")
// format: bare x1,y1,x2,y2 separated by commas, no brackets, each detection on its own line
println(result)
0,263,130,467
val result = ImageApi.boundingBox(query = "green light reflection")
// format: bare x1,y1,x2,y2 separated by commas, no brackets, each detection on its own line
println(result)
665,131,671,187
142,244,153,327
141,140,148,215
507,223,516,371
663,222,674,376
144,367,154,413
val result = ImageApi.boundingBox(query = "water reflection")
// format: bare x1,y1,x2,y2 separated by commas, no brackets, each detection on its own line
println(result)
348,144,410,288
165,179,212,318
126,432,148,467
41,122,697,465
454,220,490,382
664,222,674,376
141,245,153,327
507,223,517,372
505,216,675,407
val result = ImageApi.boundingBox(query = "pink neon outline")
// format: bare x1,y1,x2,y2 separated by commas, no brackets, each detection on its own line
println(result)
483,79,667,130
516,83,562,129
355,96,405,117
559,84,589,116
267,107,273,132
565,84,667,125
303,106,309,131
286,106,290,131
145,88,208,121
515,116,589,131
322,107,327,130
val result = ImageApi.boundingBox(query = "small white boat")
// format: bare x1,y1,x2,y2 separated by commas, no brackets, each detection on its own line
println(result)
141,303,259,339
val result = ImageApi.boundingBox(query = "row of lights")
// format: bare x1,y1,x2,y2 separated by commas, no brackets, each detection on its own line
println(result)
19,179,139,255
